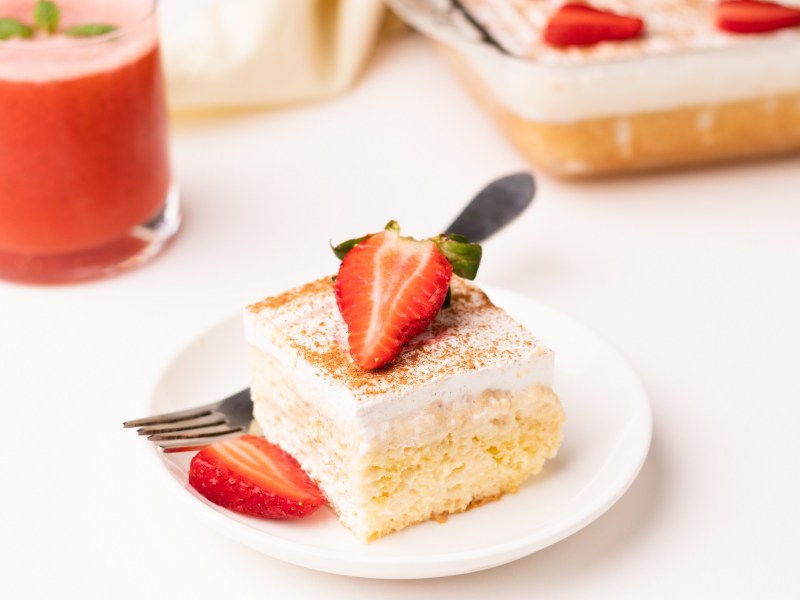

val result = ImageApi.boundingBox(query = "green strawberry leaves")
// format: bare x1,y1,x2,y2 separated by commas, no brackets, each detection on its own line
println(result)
331,221,483,308
429,233,482,281
331,221,400,261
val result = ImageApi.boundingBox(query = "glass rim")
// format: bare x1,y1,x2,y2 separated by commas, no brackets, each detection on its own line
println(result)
0,0,158,49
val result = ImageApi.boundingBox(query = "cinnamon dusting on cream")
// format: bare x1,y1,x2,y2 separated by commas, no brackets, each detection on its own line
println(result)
245,277,548,399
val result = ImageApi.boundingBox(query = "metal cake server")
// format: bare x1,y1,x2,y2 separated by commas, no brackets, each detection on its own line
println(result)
124,172,536,451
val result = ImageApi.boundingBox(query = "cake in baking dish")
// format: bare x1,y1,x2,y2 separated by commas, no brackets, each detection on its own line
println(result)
244,276,564,541
389,0,800,176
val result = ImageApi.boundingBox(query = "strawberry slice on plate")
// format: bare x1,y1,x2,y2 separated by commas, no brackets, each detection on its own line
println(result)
334,227,453,370
544,2,644,47
189,434,324,519
716,0,800,33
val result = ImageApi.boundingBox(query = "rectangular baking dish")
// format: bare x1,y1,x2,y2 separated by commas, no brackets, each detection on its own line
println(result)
388,0,800,177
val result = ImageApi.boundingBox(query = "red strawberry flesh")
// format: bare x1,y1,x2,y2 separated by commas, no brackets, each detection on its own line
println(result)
716,0,800,33
334,230,453,370
544,3,644,47
189,434,324,519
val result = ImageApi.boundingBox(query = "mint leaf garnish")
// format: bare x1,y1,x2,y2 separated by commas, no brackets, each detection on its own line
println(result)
2,4,118,40
65,23,117,37
34,0,60,34
0,18,33,40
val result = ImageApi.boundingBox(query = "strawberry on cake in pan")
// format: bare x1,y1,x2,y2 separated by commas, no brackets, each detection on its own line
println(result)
390,0,800,176
191,222,564,541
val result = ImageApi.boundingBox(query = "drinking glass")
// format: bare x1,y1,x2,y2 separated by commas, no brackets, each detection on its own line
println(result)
0,0,180,283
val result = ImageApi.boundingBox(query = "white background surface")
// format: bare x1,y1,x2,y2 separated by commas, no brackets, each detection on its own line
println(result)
2,30,799,599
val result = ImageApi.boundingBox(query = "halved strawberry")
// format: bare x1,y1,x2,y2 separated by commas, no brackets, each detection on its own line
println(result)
189,435,324,519
544,3,644,47
333,229,453,370
716,0,800,33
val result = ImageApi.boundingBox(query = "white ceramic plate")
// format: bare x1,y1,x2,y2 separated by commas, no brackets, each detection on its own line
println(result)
149,286,652,579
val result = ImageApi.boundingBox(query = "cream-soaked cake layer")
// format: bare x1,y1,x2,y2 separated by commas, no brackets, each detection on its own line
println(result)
244,277,555,445
249,348,368,533
250,343,564,541
0,0,157,82
390,0,800,122
352,385,564,540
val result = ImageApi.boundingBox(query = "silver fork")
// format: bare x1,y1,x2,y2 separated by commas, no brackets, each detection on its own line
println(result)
124,172,535,452
123,388,253,453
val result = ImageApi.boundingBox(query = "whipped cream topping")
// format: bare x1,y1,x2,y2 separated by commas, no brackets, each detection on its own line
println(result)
244,277,554,444
388,0,800,122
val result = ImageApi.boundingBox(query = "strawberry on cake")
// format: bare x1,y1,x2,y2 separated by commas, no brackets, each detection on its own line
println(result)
236,222,565,541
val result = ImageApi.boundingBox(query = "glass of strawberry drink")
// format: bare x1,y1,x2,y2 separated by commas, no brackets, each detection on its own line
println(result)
0,0,179,283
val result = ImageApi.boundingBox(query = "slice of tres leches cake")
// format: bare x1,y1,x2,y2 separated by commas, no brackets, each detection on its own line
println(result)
243,222,564,541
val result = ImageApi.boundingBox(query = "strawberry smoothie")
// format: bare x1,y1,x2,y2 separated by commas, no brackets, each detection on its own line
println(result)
0,0,178,283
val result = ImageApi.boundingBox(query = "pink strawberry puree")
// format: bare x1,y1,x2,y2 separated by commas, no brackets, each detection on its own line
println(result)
0,0,170,258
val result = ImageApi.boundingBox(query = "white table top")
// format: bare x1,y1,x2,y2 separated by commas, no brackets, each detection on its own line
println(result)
3,32,799,599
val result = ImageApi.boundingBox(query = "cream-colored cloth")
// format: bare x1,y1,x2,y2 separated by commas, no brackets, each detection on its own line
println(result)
159,0,386,113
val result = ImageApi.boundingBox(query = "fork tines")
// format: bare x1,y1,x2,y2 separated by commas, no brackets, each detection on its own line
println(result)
133,413,227,436
152,424,246,452
146,423,244,442
125,404,243,446
123,403,218,429
123,389,254,452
